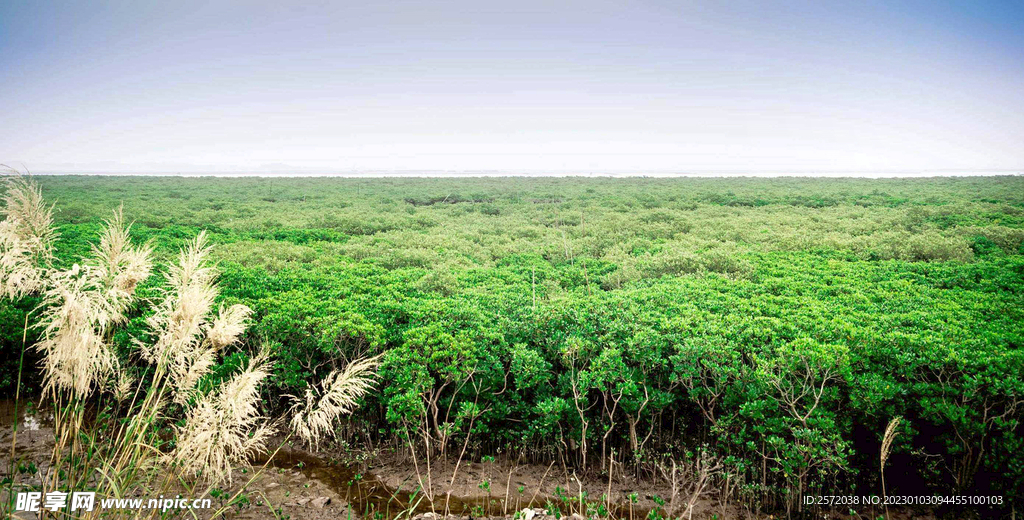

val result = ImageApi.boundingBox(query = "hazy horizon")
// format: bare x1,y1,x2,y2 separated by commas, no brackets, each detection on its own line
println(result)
19,168,1023,179
3,1,1023,173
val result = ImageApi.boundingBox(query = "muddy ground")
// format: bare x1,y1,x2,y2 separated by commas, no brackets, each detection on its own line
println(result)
0,403,944,519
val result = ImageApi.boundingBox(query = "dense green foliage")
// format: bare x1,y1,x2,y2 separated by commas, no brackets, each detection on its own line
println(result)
5,175,1024,511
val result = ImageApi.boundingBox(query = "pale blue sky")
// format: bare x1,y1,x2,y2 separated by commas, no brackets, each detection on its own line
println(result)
2,0,1022,173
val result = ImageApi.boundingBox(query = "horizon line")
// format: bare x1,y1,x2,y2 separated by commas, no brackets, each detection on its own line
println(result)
18,169,1024,179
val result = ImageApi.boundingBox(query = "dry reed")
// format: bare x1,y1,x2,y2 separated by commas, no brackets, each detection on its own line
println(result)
880,416,902,520
173,348,275,483
0,172,378,518
0,169,56,299
289,355,381,448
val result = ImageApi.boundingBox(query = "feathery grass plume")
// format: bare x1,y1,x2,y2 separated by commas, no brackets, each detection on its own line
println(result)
880,416,901,469
289,355,380,448
0,220,44,299
176,342,218,403
34,207,154,399
172,349,275,484
0,182,278,509
34,264,120,398
880,415,902,520
2,170,57,256
91,206,153,321
208,304,252,350
0,170,57,299
112,370,136,402
139,231,220,403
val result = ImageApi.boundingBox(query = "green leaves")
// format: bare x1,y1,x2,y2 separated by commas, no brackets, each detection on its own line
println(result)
9,175,1024,509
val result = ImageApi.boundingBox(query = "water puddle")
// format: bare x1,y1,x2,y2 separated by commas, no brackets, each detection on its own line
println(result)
1,400,659,519
267,449,657,520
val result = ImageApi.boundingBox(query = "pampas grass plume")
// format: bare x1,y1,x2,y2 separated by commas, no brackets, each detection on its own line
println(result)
289,355,380,449
173,348,275,484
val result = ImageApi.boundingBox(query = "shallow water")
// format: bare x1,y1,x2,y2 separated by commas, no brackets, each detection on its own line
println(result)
0,399,45,431
266,449,656,519
1,399,656,519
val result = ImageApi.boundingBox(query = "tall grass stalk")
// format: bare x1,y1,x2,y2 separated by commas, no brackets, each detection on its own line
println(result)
0,173,273,518
2,172,380,518
880,416,902,520
5,315,28,511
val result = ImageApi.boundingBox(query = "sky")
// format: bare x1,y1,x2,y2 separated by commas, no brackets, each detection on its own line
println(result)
1,0,1023,174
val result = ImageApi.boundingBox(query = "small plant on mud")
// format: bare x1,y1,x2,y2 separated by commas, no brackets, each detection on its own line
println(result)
626,491,639,520
545,499,561,519
232,492,252,511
